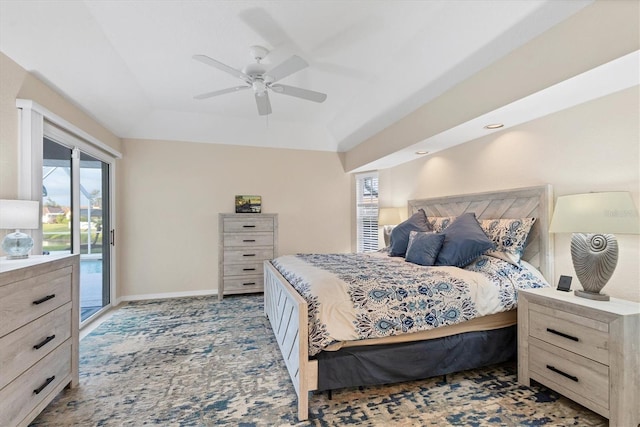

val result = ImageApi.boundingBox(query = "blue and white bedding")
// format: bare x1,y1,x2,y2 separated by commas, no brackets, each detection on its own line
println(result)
271,252,549,356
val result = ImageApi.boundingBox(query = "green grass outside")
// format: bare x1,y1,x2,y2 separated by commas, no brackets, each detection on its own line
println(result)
43,223,103,253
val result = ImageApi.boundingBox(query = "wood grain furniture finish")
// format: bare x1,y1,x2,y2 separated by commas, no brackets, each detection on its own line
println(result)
518,287,640,427
0,254,80,427
219,213,277,300
264,185,553,421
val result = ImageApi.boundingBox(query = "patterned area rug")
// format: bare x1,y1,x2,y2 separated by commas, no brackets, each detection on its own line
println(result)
31,295,606,426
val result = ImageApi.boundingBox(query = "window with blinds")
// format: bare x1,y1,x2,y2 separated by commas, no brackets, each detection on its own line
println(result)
355,172,379,252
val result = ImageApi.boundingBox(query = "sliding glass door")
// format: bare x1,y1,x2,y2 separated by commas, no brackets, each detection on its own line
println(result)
42,136,112,322
78,152,110,320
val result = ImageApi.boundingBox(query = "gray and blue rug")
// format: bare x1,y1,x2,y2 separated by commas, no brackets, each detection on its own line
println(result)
32,295,606,426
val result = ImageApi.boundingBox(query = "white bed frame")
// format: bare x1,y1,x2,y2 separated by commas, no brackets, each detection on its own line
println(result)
264,185,553,421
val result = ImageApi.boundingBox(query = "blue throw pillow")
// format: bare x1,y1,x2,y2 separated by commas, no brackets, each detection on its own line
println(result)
435,212,495,267
389,209,431,257
405,231,446,266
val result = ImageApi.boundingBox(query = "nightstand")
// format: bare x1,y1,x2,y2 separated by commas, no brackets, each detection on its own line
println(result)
518,287,640,427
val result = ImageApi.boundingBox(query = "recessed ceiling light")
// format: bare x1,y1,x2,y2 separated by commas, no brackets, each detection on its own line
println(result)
415,151,429,155
484,123,504,129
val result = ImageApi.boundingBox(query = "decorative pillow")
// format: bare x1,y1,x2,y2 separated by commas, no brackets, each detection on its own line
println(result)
435,212,495,267
429,216,456,232
405,231,446,266
389,209,432,257
480,218,536,265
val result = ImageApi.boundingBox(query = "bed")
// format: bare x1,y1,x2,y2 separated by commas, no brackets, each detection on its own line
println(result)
264,185,554,421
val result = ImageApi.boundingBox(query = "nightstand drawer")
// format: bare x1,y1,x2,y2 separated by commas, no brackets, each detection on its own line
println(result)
0,303,72,389
529,303,609,364
224,276,264,293
223,217,274,233
223,232,274,247
529,338,609,412
0,266,72,337
224,262,264,276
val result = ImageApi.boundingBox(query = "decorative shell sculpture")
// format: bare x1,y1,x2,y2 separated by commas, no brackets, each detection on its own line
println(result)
570,233,618,295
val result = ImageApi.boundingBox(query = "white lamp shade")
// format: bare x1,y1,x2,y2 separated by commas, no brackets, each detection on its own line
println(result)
0,199,40,230
549,192,639,234
378,207,402,226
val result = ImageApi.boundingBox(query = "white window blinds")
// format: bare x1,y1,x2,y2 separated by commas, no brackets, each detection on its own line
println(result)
356,172,379,252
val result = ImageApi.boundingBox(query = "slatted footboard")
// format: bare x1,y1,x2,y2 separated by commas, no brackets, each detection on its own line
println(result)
264,261,318,421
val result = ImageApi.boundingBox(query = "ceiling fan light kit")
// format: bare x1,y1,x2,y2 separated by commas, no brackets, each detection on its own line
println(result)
193,45,327,116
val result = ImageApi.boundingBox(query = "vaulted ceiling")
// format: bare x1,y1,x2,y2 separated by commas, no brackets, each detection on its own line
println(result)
1,0,637,170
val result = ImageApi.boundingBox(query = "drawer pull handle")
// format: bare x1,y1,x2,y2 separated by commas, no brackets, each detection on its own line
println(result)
546,365,578,382
243,268,256,271
243,254,256,257
33,376,56,395
243,282,256,286
243,239,256,242
243,225,256,228
33,294,56,305
546,328,579,342
33,335,56,350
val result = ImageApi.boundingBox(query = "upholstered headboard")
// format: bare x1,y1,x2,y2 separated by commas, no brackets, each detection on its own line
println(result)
408,185,554,281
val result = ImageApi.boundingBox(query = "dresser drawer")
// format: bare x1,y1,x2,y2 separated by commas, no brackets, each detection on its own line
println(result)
529,338,609,412
224,261,264,276
223,276,264,293
528,303,609,364
223,217,274,233
0,303,72,389
224,248,274,263
223,232,274,247
0,266,72,337
0,339,72,427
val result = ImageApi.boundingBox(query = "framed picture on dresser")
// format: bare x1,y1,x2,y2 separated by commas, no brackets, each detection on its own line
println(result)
235,195,262,213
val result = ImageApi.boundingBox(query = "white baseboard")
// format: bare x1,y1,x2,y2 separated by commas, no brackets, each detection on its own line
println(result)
115,289,218,305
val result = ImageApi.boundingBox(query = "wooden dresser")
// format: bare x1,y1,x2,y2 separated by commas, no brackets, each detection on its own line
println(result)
518,287,640,427
0,254,80,427
218,213,278,300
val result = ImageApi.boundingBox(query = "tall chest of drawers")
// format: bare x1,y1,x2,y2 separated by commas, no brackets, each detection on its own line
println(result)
218,213,278,300
0,254,79,427
518,287,639,427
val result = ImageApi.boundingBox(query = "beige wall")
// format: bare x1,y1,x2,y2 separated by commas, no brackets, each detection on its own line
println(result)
118,138,351,298
344,0,640,172
0,52,121,200
379,87,640,301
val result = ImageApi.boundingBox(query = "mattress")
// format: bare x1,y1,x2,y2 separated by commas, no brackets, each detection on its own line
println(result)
271,252,549,356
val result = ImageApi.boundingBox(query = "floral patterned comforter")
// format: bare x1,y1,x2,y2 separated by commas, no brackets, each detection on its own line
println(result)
271,252,549,356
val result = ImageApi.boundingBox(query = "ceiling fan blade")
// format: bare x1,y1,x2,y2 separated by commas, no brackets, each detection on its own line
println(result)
194,85,250,100
255,92,272,116
270,84,327,103
193,54,250,82
266,55,308,83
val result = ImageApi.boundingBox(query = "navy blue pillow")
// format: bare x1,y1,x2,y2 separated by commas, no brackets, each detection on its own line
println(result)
388,209,431,257
405,232,446,266
435,212,495,267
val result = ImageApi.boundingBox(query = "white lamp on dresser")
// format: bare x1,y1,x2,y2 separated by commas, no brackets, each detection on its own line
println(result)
0,199,40,259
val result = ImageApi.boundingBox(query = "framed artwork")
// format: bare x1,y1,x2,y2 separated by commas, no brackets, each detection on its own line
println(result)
235,195,262,213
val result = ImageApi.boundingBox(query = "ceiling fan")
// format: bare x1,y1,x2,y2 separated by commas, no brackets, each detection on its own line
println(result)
193,45,327,116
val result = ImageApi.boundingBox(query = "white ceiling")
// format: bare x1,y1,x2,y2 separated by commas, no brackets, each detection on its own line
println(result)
0,0,616,158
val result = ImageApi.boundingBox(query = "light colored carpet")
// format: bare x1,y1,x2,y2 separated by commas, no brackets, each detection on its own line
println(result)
31,295,607,426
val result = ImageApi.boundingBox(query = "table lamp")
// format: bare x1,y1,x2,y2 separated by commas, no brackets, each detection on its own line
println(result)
0,199,40,259
549,192,639,300
379,207,402,247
